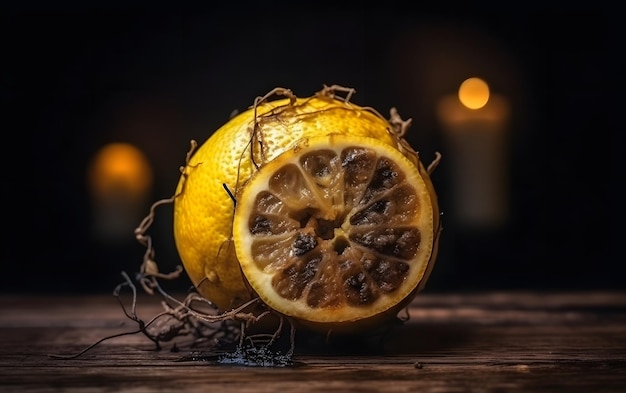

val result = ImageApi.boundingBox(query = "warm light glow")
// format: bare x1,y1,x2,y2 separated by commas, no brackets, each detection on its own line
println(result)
89,142,153,199
458,77,490,110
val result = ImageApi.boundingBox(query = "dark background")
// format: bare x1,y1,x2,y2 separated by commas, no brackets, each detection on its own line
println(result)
3,4,623,295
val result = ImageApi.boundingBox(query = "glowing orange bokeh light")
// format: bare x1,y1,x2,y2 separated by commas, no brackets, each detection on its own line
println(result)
458,77,490,110
88,142,153,199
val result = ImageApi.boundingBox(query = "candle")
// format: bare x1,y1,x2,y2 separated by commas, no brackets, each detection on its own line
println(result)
437,77,510,229
88,142,153,243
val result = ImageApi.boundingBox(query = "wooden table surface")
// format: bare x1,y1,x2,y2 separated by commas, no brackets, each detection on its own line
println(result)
1,290,625,392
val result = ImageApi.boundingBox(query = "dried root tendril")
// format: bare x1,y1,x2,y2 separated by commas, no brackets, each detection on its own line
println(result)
49,139,296,364
427,152,442,175
48,271,262,360
317,84,356,103
388,107,412,139
246,85,442,182
388,106,443,174
247,85,361,172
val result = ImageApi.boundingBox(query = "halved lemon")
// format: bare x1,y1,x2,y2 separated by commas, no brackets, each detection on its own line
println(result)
233,133,438,334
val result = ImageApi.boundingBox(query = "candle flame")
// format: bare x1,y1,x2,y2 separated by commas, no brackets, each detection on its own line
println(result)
458,77,490,110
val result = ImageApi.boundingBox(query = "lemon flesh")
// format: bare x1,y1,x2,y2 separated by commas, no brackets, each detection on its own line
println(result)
233,134,437,333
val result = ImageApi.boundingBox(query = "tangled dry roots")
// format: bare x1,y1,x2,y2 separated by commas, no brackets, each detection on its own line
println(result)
50,136,297,363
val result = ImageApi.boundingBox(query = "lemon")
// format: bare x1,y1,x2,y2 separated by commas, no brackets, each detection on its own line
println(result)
173,86,440,332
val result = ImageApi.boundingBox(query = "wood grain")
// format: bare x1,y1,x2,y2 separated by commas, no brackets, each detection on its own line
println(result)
1,291,625,392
